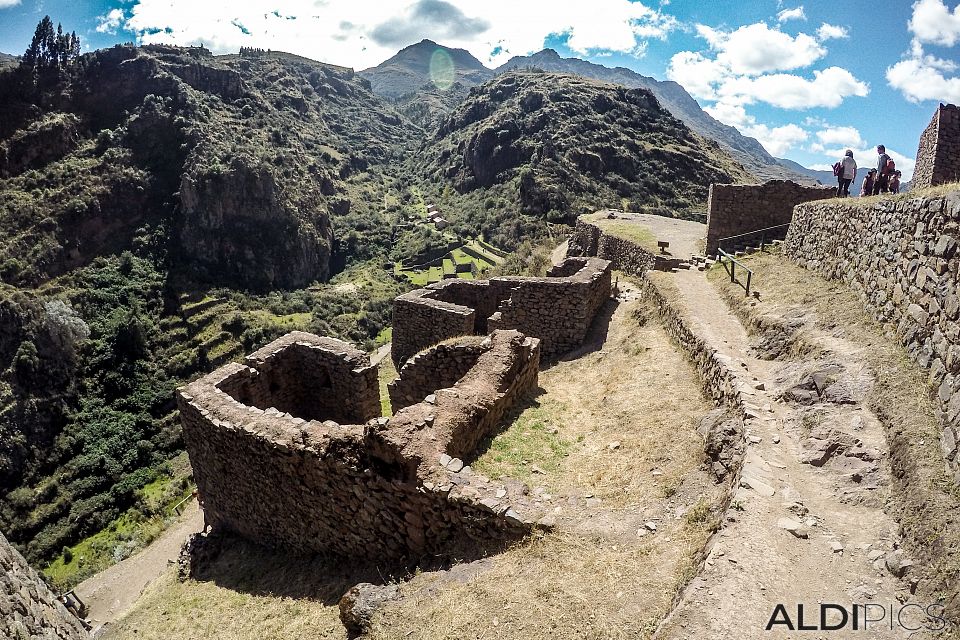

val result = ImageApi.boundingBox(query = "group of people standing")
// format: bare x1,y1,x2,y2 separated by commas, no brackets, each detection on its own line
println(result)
833,145,902,197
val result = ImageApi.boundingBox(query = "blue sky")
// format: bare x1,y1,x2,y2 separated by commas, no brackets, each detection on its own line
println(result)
2,0,959,179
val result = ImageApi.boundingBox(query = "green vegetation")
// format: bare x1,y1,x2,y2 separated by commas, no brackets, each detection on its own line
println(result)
473,399,572,483
393,238,505,285
43,453,194,591
0,26,753,584
580,213,659,251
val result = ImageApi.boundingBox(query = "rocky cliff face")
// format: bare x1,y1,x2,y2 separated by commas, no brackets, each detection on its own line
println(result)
178,159,332,290
421,71,752,220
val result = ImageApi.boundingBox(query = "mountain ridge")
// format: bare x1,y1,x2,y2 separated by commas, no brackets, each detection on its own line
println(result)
362,43,818,183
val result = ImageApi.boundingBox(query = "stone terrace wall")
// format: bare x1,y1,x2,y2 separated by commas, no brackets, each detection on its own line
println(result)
388,336,487,411
567,217,656,275
705,180,835,256
179,330,547,561
913,104,960,190
392,257,611,366
1,531,88,639
225,331,380,424
784,189,960,482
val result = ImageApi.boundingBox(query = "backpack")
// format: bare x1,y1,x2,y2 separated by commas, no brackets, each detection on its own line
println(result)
833,161,843,177
886,159,895,174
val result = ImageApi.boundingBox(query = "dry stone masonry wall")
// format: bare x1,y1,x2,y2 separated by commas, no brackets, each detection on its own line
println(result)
705,180,835,256
566,217,657,275
179,329,548,562
785,189,960,482
913,104,960,190
388,336,487,411
391,257,611,366
1,531,88,639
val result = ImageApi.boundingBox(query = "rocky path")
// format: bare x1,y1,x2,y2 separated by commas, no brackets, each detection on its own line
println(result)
654,268,913,638
75,501,204,634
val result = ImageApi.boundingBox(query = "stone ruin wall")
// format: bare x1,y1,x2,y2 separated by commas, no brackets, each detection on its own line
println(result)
391,257,611,366
784,189,960,482
388,337,487,411
705,180,835,256
566,216,657,275
912,104,960,190
234,332,381,423
179,330,548,561
1,531,88,639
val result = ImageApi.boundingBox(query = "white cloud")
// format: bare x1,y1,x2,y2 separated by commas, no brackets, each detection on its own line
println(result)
0,0,21,8
886,0,960,103
887,54,960,103
777,6,806,23
704,101,809,157
695,21,825,75
665,51,727,99
909,0,960,46
121,0,677,69
717,67,869,109
668,17,867,159
96,8,126,34
809,125,864,152
816,23,848,41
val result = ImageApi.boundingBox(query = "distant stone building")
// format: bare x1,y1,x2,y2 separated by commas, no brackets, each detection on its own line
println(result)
913,104,960,190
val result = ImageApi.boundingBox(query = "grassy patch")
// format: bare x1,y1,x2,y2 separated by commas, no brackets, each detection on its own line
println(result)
584,216,659,252
473,399,572,483
378,357,398,417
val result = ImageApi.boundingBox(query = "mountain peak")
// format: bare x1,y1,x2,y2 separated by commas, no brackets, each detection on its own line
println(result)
534,48,561,58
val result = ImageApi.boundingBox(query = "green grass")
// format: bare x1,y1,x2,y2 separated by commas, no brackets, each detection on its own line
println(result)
375,326,392,347
377,358,398,417
473,400,572,483
394,239,507,286
581,215,659,252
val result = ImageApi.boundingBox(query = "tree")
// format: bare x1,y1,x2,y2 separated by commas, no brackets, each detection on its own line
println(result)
21,16,80,76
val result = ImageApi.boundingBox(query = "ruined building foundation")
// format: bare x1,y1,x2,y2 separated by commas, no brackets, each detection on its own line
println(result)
178,330,550,561
391,257,611,366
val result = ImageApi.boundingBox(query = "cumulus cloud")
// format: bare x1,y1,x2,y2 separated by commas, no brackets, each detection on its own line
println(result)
776,6,806,23
695,22,825,75
809,125,865,152
370,0,489,47
120,0,677,69
96,8,126,34
704,101,809,157
666,16,868,158
816,23,848,41
665,51,726,99
717,67,869,109
0,0,21,8
909,0,960,46
887,0,960,103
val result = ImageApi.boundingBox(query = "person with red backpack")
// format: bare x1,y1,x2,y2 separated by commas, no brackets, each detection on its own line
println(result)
872,145,893,195
834,149,857,197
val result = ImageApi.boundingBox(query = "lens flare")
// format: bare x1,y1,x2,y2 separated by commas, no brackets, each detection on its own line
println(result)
429,48,455,91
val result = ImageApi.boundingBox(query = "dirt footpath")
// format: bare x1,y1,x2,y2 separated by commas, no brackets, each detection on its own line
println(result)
75,500,203,633
651,268,914,639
